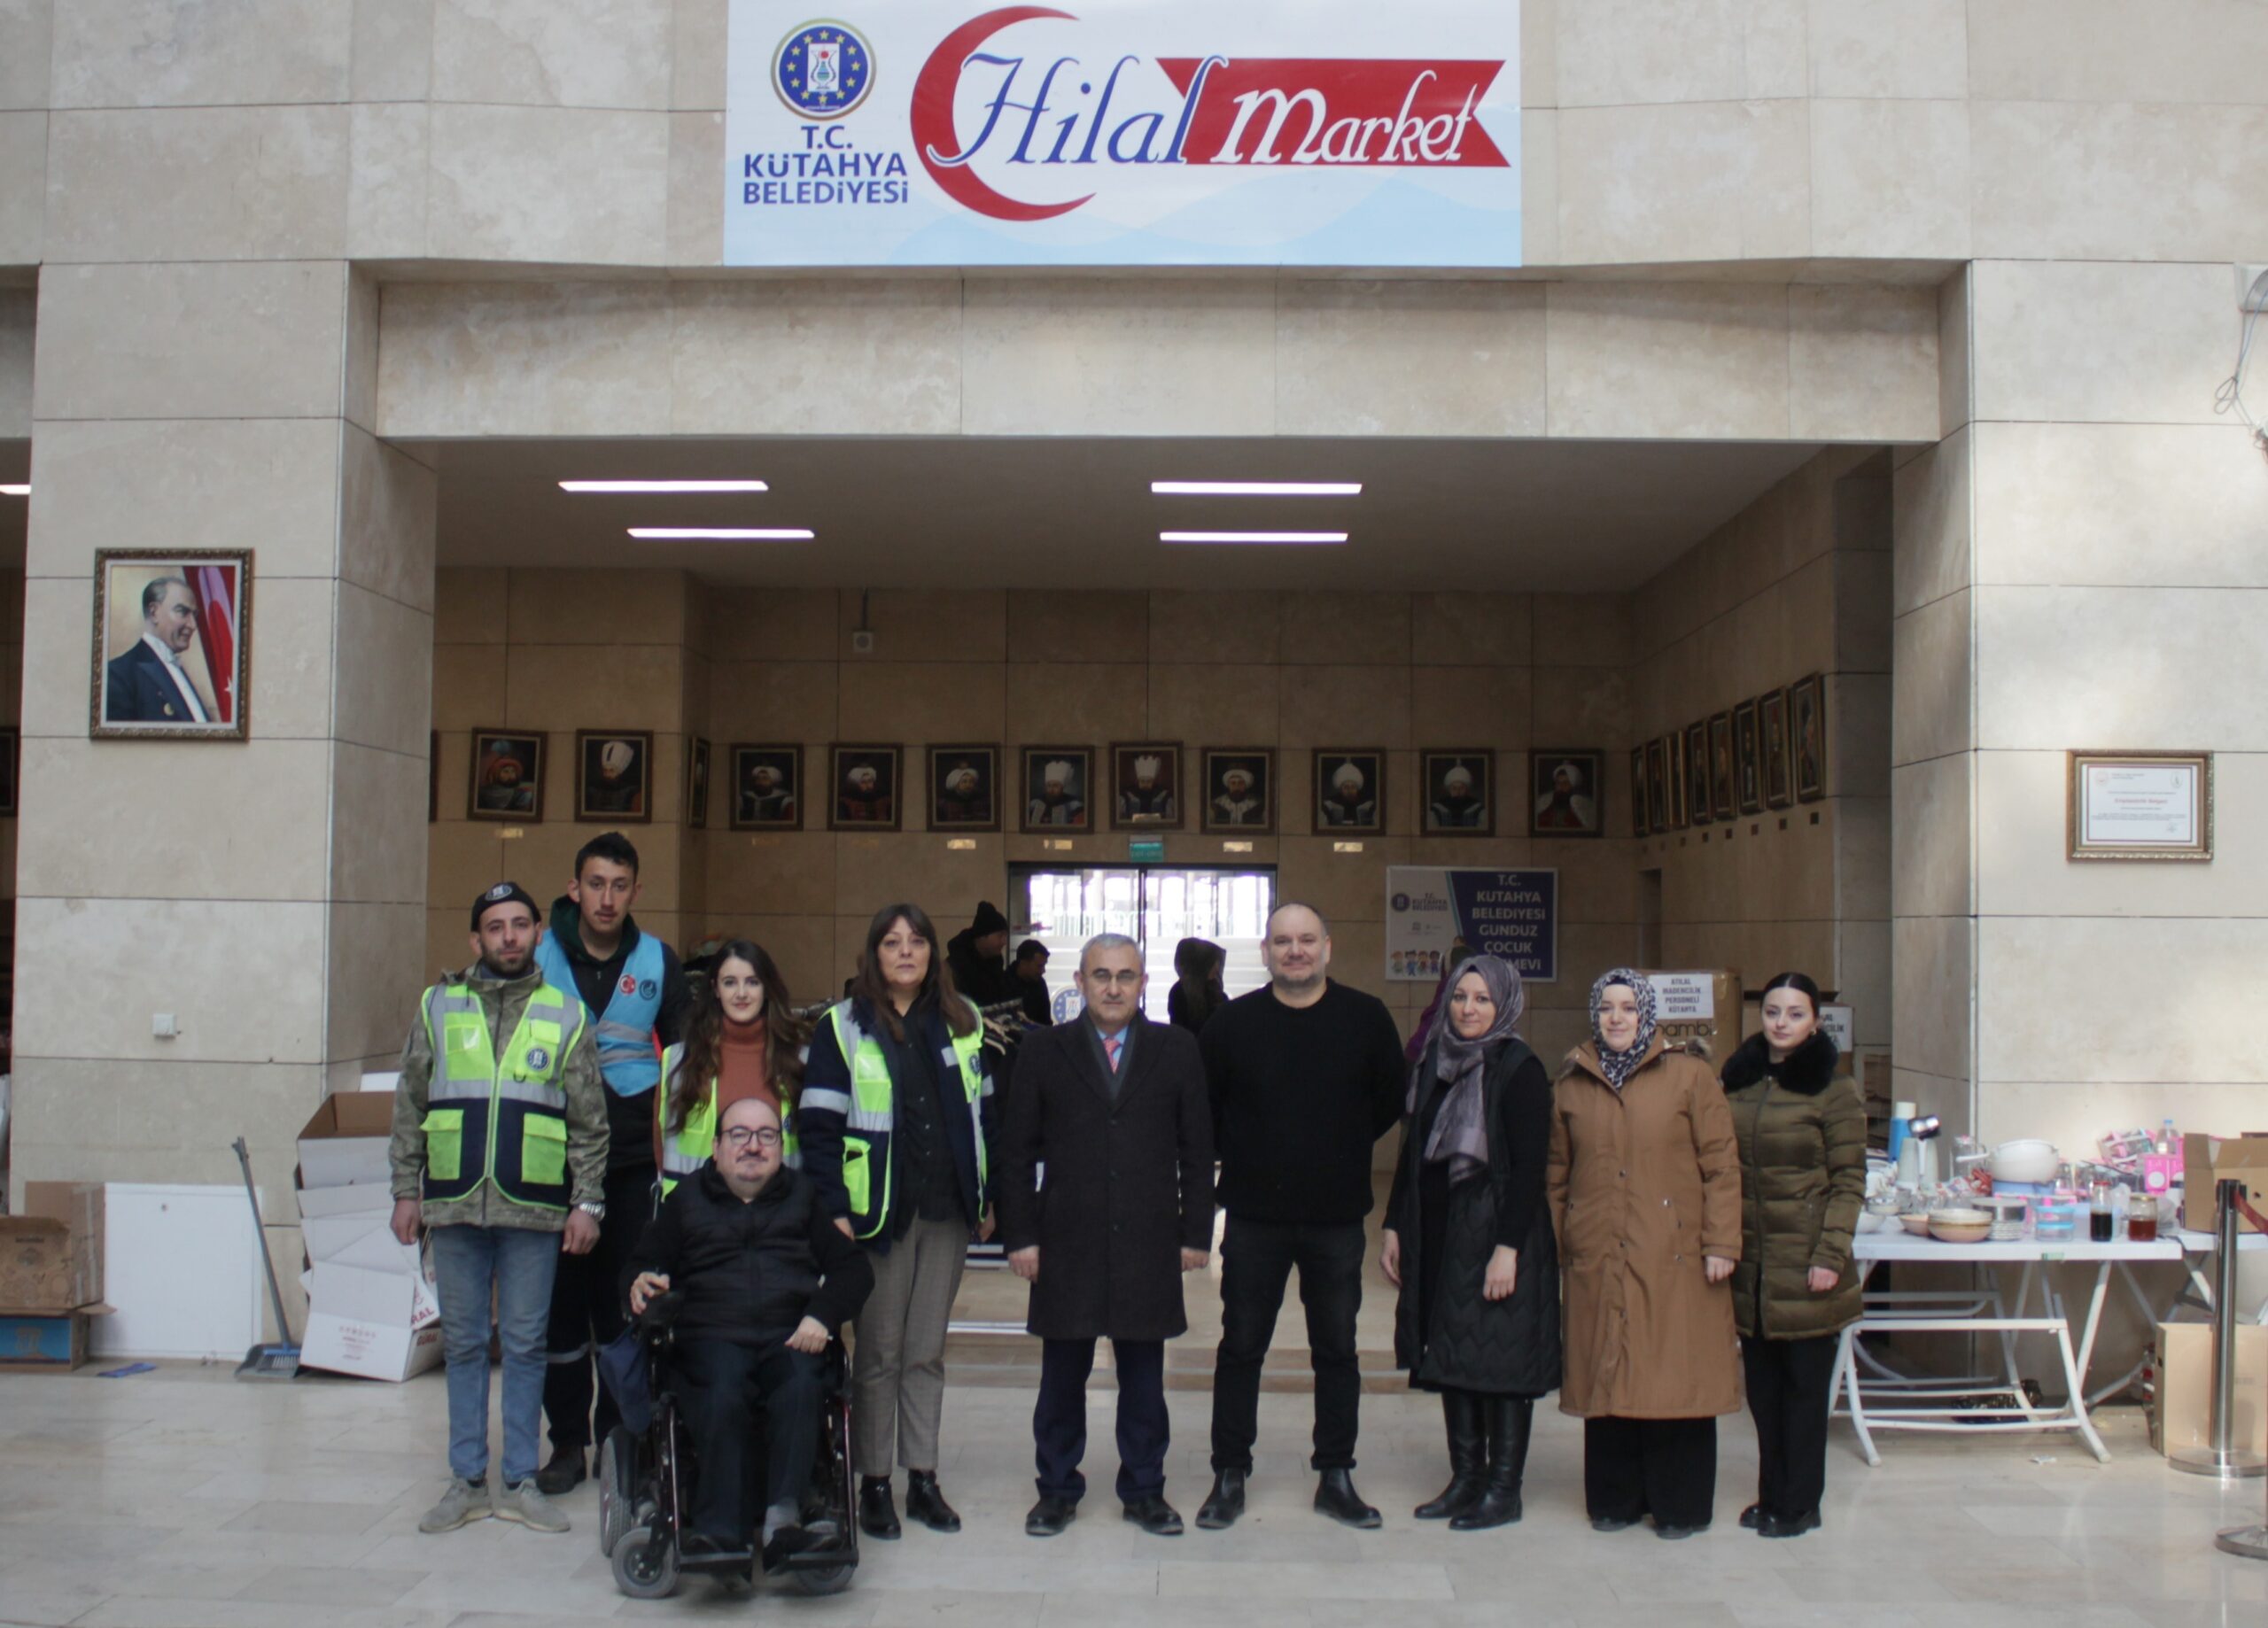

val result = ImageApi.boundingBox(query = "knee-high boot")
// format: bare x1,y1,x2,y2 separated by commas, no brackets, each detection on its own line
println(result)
1450,1397,1531,1531
1414,1389,1487,1519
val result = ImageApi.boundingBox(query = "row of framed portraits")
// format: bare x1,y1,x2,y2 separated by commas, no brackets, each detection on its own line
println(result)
1633,673,1827,836
451,733,1612,839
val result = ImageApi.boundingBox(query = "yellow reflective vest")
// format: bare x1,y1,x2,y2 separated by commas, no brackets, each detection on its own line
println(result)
419,981,586,1213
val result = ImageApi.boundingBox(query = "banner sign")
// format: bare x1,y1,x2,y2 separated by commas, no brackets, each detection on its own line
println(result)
723,2,1521,267
1386,867,1557,984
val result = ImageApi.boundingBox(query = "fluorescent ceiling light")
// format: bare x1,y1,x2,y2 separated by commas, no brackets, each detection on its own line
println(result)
561,479,769,493
1160,531,1348,545
628,527,813,540
1151,480,1361,497
0,484,26,496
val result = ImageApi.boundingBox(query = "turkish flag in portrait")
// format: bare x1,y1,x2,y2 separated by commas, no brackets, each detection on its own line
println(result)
189,563,238,724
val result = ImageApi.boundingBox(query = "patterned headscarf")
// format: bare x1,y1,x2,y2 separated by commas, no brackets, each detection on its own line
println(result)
1588,967,1658,1091
1412,955,1527,1183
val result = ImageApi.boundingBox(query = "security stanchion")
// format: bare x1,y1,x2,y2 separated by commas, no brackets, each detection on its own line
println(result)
2173,1179,2266,1481
2217,1182,2268,1559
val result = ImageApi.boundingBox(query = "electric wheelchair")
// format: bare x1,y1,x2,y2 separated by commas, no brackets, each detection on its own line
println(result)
596,1292,859,1600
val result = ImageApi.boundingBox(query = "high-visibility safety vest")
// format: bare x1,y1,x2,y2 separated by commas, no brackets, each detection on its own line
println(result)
532,928,665,1096
419,981,587,1213
807,1002,986,1242
654,1041,801,1196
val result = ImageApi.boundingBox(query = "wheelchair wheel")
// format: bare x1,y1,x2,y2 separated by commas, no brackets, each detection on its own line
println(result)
596,1427,638,1558
791,1563,855,1597
610,1523,680,1601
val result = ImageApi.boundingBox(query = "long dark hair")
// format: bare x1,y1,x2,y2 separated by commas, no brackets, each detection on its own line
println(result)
850,903,975,1042
665,939,806,1136
1759,970,1822,1017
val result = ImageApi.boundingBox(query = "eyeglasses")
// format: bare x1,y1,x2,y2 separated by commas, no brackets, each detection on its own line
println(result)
1084,970,1143,988
721,1126,782,1149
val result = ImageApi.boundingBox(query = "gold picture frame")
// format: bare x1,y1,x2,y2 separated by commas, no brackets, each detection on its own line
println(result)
2067,750,2213,862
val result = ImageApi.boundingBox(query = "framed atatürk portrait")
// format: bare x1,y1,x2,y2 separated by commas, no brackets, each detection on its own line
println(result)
1111,740,1183,829
1628,746,1649,837
1202,747,1275,834
1682,723,1711,827
1791,672,1828,803
90,549,252,740
687,736,711,830
2068,749,2213,862
1423,748,1494,836
469,730,545,823
1733,699,1763,816
1316,748,1385,834
730,744,802,830
577,731,653,823
1021,745,1092,832
1644,737,1668,835
1667,732,1691,829
1531,748,1604,838
1708,710,1736,821
829,743,902,831
928,743,1001,832
1761,687,1794,809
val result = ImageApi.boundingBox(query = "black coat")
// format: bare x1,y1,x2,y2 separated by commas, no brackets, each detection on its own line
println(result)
105,641,207,724
622,1163,874,1346
1388,1036,1562,1398
996,1015,1216,1341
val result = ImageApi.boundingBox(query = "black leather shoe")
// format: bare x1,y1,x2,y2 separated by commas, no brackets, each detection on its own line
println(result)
1122,1496,1183,1537
1654,1522,1707,1540
1757,1508,1821,1539
1449,1397,1529,1531
1195,1469,1246,1531
763,1522,846,1572
1739,1503,1764,1531
1590,1515,1639,1532
534,1446,585,1496
1313,1469,1381,1530
905,1469,961,1532
1025,1495,1078,1537
1415,1392,1487,1520
858,1477,901,1539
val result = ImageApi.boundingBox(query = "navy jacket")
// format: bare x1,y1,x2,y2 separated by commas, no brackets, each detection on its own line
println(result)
105,641,207,724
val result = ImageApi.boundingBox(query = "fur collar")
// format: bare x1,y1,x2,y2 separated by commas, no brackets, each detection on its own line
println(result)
1720,1030,1840,1096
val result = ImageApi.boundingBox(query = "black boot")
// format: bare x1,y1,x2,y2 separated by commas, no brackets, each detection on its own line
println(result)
1195,1469,1246,1531
1414,1391,1487,1520
1313,1468,1381,1530
1450,1397,1531,1531
858,1476,900,1539
905,1469,961,1532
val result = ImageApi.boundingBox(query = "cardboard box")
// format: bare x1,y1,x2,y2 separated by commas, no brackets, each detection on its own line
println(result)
0,1182,105,1311
2151,1322,2268,1456
295,1182,396,1222
0,1305,113,1372
296,1093,398,1190
298,1260,444,1383
1642,969,1742,1058
301,1214,427,1276
2181,1133,2268,1234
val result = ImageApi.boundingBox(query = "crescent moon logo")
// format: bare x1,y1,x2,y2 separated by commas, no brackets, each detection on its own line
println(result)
911,6,1093,222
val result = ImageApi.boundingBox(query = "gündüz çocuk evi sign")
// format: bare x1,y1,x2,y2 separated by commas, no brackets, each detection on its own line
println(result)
723,2,1521,267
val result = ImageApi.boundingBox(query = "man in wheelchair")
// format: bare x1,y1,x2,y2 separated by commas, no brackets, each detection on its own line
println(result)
625,1095,874,1569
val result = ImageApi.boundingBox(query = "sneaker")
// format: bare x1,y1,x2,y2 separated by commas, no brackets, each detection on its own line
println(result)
417,1477,491,1533
493,1478,571,1533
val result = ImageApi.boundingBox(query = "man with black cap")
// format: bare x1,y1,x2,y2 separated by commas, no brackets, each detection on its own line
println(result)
945,901,1016,1008
389,883,610,1538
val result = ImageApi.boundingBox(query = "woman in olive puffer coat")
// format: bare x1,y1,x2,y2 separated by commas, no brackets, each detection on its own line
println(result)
1720,972,1866,1541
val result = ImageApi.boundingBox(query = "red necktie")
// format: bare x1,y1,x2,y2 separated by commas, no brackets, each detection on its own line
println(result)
1105,1035,1122,1074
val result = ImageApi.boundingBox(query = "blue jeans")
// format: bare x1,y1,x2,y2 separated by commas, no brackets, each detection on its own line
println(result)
430,1224,560,1485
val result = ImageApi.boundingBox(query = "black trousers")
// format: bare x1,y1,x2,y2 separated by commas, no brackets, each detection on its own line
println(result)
1034,1337,1169,1504
672,1337,827,1546
1209,1217,1365,1474
543,1163,655,1454
1741,1333,1838,1521
1583,1415,1718,1529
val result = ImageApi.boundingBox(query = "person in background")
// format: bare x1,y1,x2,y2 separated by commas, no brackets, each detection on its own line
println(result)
1167,937,1226,1035
1720,972,1864,1540
531,832,692,1495
655,940,807,1194
390,883,608,1537
1010,938,1054,1027
999,934,1215,1539
1196,903,1405,1531
798,903,998,1541
1549,970,1741,1540
945,900,1015,1007
1380,956,1560,1531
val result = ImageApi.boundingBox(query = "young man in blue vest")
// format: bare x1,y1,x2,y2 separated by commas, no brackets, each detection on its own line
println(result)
531,832,693,1493
390,883,609,1535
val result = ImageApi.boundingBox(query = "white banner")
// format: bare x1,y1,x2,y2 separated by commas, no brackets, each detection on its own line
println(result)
724,1,1521,267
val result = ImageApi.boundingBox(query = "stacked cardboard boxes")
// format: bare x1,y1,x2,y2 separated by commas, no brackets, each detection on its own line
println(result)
0,1182,110,1371
295,1093,442,1381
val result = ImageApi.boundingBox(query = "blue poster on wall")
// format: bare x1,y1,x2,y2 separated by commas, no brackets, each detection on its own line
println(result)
1385,866,1557,983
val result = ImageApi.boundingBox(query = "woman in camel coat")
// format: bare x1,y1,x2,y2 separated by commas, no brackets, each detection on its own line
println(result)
1548,968,1742,1539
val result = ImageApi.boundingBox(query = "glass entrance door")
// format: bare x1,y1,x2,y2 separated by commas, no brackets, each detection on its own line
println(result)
1015,866,1276,1022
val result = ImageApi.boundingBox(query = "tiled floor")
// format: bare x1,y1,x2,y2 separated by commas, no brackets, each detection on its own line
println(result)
3,1355,2265,1628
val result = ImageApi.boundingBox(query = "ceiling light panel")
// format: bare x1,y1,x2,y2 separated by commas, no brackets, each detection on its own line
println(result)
561,479,770,493
627,527,814,540
1159,531,1348,545
1150,481,1362,497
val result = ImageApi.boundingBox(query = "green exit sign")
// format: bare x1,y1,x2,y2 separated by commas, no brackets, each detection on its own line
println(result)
1129,839,1165,864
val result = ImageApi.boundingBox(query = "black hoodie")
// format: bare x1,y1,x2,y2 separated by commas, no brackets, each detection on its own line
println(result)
547,894,693,1172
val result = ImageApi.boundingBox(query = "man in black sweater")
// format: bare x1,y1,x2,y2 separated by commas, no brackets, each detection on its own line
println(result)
1195,903,1407,1531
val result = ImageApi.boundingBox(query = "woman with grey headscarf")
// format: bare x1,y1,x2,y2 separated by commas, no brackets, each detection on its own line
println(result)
1548,969,1742,1539
1381,955,1560,1531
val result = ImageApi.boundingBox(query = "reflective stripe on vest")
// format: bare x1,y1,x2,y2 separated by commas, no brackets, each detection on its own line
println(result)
654,1042,799,1196
533,929,664,1096
825,1001,987,1240
419,981,583,1212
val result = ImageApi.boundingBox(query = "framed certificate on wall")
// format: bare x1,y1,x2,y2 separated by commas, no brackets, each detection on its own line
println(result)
2067,750,2213,861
